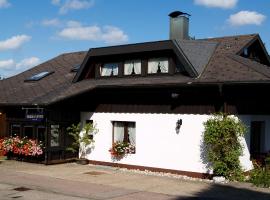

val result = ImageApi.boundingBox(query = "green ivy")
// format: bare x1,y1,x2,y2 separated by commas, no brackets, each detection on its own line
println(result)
203,113,246,181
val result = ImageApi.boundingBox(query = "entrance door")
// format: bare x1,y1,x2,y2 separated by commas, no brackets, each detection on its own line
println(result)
250,121,265,157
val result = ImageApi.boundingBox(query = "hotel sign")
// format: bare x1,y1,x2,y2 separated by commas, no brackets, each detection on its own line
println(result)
24,108,44,121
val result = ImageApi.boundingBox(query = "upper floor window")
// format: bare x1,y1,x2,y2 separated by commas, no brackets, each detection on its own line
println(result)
124,60,141,75
148,58,169,74
100,63,118,77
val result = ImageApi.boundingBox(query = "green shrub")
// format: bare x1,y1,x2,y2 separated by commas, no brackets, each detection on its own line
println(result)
203,113,246,181
250,163,270,188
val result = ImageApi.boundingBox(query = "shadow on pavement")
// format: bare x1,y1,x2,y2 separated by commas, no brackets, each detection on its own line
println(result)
173,183,270,200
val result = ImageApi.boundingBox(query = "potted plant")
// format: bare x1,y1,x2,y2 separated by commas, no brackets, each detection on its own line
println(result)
66,122,98,164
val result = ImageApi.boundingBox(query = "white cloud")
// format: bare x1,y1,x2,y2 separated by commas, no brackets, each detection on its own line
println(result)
101,26,129,44
0,35,31,51
42,18,61,27
56,0,94,14
51,0,61,5
0,0,10,8
0,59,15,70
16,57,40,69
228,11,266,26
58,25,100,40
194,0,237,9
66,20,82,27
0,57,41,78
58,24,128,44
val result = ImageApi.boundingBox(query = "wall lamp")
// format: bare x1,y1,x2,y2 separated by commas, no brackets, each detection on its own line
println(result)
171,93,180,99
175,119,182,134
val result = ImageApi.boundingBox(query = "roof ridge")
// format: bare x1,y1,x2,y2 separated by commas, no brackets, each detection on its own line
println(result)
202,33,258,40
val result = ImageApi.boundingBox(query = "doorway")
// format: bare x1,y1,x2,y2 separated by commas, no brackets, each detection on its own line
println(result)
250,121,265,157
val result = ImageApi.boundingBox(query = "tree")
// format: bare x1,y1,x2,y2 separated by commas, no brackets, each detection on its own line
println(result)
66,122,98,159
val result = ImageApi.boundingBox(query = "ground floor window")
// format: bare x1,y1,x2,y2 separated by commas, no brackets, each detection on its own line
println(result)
24,126,34,138
50,125,60,147
9,123,46,143
37,126,46,143
11,124,21,136
112,121,136,153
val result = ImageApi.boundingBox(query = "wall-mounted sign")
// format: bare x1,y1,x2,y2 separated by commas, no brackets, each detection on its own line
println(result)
24,108,44,121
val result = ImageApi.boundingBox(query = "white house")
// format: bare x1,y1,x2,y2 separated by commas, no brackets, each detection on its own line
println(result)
1,11,270,176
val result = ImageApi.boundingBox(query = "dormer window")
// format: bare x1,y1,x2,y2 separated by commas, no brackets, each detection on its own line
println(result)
148,58,169,74
243,48,249,57
124,60,141,75
100,63,118,76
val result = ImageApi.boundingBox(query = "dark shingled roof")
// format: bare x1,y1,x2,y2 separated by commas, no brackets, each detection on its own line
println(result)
176,39,217,75
1,33,270,106
0,51,87,106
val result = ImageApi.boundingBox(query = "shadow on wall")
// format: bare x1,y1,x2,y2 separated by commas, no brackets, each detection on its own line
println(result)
200,138,212,174
172,183,270,200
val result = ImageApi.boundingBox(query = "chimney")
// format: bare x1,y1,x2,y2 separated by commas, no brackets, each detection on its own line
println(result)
169,11,190,40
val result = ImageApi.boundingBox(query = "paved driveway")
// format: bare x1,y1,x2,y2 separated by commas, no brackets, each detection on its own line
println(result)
0,160,269,199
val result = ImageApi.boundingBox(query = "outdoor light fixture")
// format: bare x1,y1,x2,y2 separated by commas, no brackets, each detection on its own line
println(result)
175,119,182,134
171,93,179,99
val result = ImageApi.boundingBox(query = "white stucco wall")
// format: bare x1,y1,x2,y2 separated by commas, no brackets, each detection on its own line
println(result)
81,112,254,174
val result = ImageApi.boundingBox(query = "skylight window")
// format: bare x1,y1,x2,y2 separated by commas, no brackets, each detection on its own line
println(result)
71,64,81,72
25,71,54,82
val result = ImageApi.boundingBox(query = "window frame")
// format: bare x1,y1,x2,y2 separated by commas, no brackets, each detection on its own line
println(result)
124,59,142,76
147,57,170,75
100,63,119,77
112,121,136,154
24,71,54,82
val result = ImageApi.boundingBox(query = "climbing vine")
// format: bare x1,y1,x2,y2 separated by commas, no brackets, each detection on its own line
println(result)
203,113,246,180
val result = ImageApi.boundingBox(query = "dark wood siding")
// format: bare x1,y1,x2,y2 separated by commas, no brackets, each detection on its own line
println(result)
56,86,223,114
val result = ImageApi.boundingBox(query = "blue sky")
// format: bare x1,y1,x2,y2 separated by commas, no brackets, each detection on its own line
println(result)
0,0,269,78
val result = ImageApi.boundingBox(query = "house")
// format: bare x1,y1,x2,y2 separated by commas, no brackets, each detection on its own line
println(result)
1,11,270,177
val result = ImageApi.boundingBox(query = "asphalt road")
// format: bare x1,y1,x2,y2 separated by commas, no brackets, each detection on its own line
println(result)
0,160,270,200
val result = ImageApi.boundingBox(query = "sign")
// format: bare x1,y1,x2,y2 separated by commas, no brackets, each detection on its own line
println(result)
24,108,44,121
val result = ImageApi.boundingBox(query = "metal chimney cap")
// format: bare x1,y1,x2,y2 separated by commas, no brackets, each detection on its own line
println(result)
169,11,191,18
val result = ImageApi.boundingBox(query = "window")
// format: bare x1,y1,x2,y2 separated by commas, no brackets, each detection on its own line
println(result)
112,121,136,153
71,64,81,72
11,124,21,137
148,58,169,74
100,63,118,76
37,126,46,143
243,48,249,57
24,126,34,138
50,125,60,147
124,60,141,75
86,120,94,140
25,71,54,82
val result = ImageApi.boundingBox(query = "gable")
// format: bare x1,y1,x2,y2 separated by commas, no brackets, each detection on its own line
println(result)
238,36,270,66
